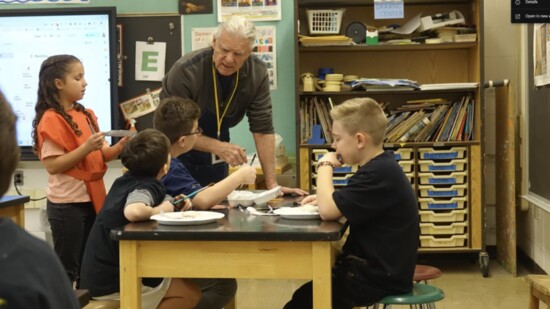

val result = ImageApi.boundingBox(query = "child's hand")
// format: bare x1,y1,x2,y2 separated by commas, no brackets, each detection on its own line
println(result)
300,194,318,205
171,194,193,211
115,136,130,149
238,165,257,185
180,199,193,211
85,132,105,152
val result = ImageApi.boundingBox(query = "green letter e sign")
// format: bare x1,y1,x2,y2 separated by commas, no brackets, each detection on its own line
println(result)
141,51,159,72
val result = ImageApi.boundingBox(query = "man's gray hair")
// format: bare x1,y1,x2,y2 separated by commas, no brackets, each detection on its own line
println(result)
214,16,256,49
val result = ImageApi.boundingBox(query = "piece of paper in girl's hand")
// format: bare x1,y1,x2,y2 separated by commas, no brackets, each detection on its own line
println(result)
102,130,137,137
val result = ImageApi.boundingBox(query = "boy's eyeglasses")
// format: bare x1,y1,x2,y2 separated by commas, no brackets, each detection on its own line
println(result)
182,127,203,136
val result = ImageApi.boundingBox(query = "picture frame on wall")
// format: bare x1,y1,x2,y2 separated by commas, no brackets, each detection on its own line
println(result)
179,0,213,15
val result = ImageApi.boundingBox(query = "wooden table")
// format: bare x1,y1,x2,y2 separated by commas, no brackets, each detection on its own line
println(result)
111,197,347,309
0,195,29,228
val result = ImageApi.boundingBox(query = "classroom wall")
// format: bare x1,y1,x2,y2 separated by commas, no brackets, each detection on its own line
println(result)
485,0,550,274
0,0,296,238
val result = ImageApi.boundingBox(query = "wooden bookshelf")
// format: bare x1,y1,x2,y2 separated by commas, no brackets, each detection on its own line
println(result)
294,0,486,270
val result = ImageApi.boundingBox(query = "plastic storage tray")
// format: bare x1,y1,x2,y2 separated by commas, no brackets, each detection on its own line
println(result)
311,149,328,161
419,209,467,222
405,172,414,184
418,159,467,172
332,174,353,186
420,222,467,235
393,148,413,161
419,197,467,210
419,184,467,197
418,172,467,185
418,147,466,160
398,160,414,173
420,235,467,247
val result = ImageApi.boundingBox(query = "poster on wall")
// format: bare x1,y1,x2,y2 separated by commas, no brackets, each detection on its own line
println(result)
191,27,216,51
191,25,277,90
254,26,277,89
217,0,281,22
534,23,550,87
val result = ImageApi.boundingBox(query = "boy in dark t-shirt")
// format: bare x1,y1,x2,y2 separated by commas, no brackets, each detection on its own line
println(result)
80,129,200,309
284,98,419,309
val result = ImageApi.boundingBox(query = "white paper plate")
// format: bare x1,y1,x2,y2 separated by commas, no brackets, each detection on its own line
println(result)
151,211,224,226
273,205,320,220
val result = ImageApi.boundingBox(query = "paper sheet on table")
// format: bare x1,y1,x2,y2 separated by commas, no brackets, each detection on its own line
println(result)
391,13,422,35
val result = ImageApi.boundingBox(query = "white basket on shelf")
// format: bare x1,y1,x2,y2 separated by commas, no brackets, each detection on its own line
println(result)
307,9,345,35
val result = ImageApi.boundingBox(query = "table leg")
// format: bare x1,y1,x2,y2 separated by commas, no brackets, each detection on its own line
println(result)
16,204,25,228
312,242,333,309
0,203,25,228
120,241,141,309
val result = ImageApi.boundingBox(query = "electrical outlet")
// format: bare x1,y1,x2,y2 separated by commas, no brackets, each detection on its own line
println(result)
14,170,23,186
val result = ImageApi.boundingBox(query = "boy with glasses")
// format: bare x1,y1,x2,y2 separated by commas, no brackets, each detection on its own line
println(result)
153,96,256,309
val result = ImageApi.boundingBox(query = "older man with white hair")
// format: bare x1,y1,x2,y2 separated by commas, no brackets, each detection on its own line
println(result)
161,15,307,196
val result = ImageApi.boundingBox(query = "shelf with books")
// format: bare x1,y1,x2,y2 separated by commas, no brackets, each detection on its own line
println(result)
295,0,484,255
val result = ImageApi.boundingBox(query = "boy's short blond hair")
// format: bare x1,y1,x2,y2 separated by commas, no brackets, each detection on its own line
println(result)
330,97,387,145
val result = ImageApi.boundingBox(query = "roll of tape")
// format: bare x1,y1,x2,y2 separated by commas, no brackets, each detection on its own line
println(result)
345,21,367,44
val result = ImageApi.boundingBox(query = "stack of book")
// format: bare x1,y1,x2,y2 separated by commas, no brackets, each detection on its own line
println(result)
385,96,475,143
300,96,334,144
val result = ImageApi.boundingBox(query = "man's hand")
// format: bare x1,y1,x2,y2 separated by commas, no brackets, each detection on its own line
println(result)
214,142,247,167
278,186,309,196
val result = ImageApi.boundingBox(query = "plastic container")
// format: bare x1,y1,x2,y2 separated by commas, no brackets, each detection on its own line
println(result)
419,184,467,197
333,174,353,186
419,235,467,247
393,148,413,161
418,197,467,210
398,160,414,173
307,9,345,35
418,147,466,160
420,222,467,235
333,165,358,174
419,209,467,223
312,149,328,161
418,172,467,185
418,159,467,172
405,172,414,184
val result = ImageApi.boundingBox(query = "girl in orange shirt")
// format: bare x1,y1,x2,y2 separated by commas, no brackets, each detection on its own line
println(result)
31,54,128,287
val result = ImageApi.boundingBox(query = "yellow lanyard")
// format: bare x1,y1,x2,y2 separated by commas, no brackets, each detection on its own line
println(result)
212,63,239,139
